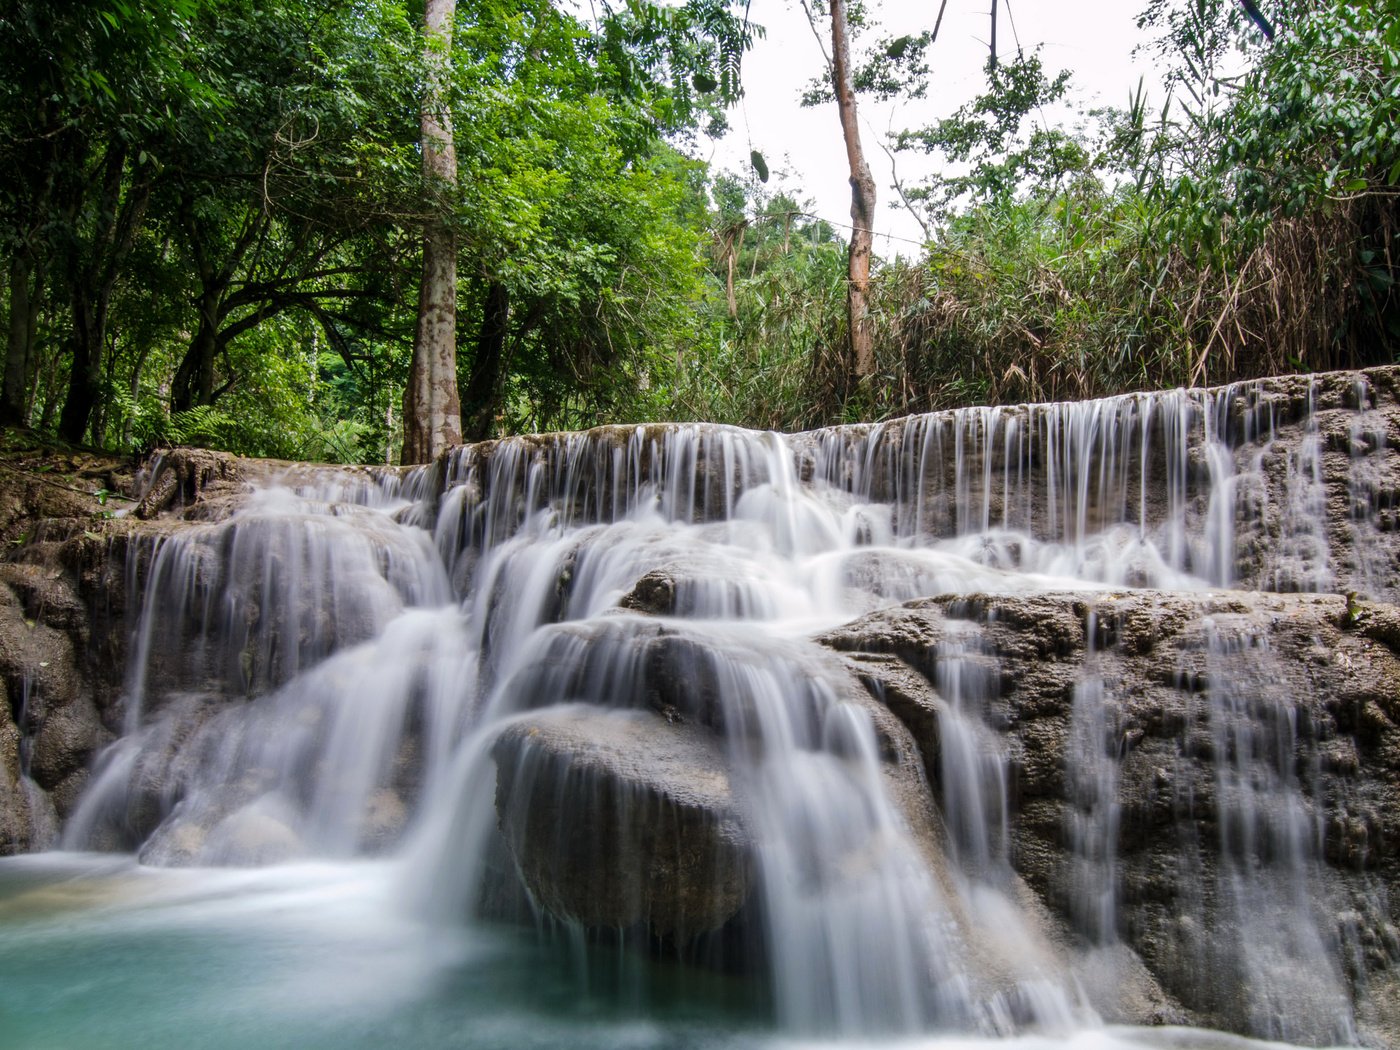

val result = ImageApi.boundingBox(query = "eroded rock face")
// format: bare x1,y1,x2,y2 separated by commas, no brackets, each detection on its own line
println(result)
0,703,32,854
821,589,1400,1044
0,566,110,853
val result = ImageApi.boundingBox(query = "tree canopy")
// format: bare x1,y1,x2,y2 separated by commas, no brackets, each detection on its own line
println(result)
0,0,1395,458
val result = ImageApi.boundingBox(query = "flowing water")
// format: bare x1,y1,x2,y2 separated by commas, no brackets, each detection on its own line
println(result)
3,376,1392,1048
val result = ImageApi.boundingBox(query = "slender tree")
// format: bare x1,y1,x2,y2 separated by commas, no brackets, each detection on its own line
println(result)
1,246,37,427
989,0,998,70
402,0,463,464
828,0,876,380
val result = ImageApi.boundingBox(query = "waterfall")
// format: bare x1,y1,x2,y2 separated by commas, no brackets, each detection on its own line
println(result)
36,369,1400,1045
1065,611,1122,946
1196,617,1354,1044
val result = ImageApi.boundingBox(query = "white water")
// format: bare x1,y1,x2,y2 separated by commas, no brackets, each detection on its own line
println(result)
1199,618,1354,1045
12,376,1395,1046
1065,614,1121,947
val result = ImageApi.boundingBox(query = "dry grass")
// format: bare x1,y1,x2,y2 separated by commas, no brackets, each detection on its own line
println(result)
855,193,1399,417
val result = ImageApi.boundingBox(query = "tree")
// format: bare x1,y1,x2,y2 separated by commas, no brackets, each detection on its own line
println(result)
438,0,757,441
160,0,419,420
0,0,760,457
668,169,847,430
401,0,464,463
799,0,934,388
893,52,1078,225
829,0,877,381
0,1,227,441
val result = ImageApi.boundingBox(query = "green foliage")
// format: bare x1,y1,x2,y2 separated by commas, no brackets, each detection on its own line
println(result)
132,404,240,453
1215,2,1399,220
428,0,753,436
1122,0,1400,360
590,0,761,140
660,172,849,430
894,52,1082,224
488,145,716,433
2,0,1395,458
799,0,934,107
880,0,1400,409
0,0,760,458
668,0,1398,429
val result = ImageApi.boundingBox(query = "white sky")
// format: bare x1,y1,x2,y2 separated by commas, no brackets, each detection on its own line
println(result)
704,0,1167,257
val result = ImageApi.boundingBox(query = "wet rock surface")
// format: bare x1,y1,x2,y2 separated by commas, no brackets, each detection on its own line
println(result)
819,588,1400,1044
0,442,333,853
7,369,1400,1043
493,706,751,943
0,448,126,851
484,618,943,953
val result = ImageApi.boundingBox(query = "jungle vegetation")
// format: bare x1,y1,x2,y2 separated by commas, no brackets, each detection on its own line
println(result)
0,0,1396,462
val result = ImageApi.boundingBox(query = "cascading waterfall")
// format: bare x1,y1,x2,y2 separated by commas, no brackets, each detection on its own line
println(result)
1201,618,1355,1044
61,487,461,859
10,371,1400,1048
1346,377,1396,598
399,429,1088,1034
1065,611,1122,947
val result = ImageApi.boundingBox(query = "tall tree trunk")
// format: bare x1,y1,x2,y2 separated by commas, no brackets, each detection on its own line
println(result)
172,288,221,413
402,0,463,464
59,297,104,443
1,250,35,427
726,240,739,319
989,0,999,70
830,0,876,381
462,280,509,441
58,144,150,444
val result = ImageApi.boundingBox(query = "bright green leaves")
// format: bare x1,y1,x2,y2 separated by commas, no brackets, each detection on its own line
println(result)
797,0,934,109
588,0,760,140
1129,0,1399,263
0,0,760,453
423,0,751,435
894,51,1079,225
1229,1,1400,204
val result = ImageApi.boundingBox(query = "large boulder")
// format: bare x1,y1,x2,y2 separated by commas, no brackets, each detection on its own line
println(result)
493,706,751,945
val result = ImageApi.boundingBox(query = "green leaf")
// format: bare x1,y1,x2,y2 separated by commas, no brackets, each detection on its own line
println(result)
750,150,769,183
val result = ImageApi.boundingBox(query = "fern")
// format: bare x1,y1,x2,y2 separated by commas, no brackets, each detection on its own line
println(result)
133,404,237,451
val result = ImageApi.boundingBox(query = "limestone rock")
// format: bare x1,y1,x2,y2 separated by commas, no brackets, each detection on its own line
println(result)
0,581,110,809
818,588,1400,1041
0,710,29,855
133,447,243,520
493,706,751,944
